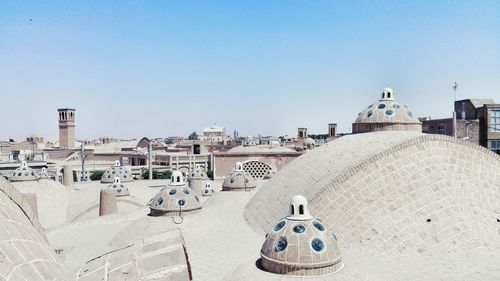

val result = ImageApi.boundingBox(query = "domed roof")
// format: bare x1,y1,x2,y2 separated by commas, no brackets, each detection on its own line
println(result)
189,164,207,179
101,161,132,183
148,171,202,215
222,162,256,191
38,167,53,180
202,181,215,196
354,88,420,124
106,177,130,197
304,137,315,144
10,161,37,182
260,195,343,276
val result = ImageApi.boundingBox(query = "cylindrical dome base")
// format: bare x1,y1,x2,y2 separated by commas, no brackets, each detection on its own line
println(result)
62,165,73,186
99,189,117,216
260,255,343,277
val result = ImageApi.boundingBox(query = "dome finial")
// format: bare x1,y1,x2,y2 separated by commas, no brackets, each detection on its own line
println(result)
381,87,394,100
170,170,184,185
287,195,313,220
235,162,243,171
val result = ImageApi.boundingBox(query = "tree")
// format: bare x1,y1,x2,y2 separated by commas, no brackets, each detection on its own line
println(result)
206,170,214,180
90,170,105,181
188,131,198,140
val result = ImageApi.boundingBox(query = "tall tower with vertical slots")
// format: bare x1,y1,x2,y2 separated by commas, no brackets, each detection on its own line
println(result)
297,128,307,139
58,108,76,149
328,123,337,139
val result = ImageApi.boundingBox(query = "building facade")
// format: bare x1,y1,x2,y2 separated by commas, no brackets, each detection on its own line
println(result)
421,99,500,154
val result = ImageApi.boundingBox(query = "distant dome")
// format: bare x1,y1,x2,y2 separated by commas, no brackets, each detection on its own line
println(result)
28,133,44,143
202,181,215,196
148,171,202,216
38,167,53,180
304,137,315,144
353,88,421,134
10,161,37,182
222,162,256,191
106,177,130,197
260,195,343,276
101,161,132,183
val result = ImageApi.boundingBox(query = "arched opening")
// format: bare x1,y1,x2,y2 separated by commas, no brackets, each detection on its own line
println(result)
299,205,304,215
177,176,181,182
290,204,295,215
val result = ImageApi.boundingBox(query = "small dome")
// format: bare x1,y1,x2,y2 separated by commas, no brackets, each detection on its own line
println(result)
38,167,53,180
106,177,130,197
353,88,422,134
101,161,132,183
263,169,276,180
148,171,202,216
202,182,215,196
189,164,207,179
260,195,343,276
304,137,315,144
10,161,37,182
222,162,256,191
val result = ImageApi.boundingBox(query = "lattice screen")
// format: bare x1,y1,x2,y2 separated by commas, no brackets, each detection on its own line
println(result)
243,161,273,179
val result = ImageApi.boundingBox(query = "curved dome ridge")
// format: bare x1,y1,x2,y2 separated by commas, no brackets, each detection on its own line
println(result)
245,131,500,234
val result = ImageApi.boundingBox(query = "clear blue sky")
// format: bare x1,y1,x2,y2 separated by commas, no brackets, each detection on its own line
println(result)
1,0,499,140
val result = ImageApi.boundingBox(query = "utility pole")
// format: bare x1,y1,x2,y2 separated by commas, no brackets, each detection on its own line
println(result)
452,82,459,138
148,139,153,181
80,144,86,182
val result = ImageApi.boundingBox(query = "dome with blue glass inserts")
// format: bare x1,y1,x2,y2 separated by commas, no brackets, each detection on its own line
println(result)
10,161,37,182
353,88,421,134
222,162,256,191
106,177,130,197
148,170,202,216
260,195,343,276
101,160,133,183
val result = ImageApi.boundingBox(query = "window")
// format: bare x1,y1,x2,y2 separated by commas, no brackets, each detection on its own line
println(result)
273,220,286,232
437,124,446,135
490,109,500,132
299,205,304,215
491,140,500,155
275,237,288,251
311,238,325,252
312,221,325,231
293,224,306,233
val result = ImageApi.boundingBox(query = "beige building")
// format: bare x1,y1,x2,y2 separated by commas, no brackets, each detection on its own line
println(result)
213,145,302,179
200,124,228,143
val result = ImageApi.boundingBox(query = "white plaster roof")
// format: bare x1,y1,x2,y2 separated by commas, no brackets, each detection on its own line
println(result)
227,145,294,154
243,131,500,280
468,98,496,108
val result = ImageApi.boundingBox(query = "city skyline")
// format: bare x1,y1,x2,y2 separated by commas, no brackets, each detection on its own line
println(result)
1,0,500,139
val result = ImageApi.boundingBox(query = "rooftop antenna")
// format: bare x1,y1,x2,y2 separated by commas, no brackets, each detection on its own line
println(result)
452,82,459,138
453,82,459,102
148,139,153,181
